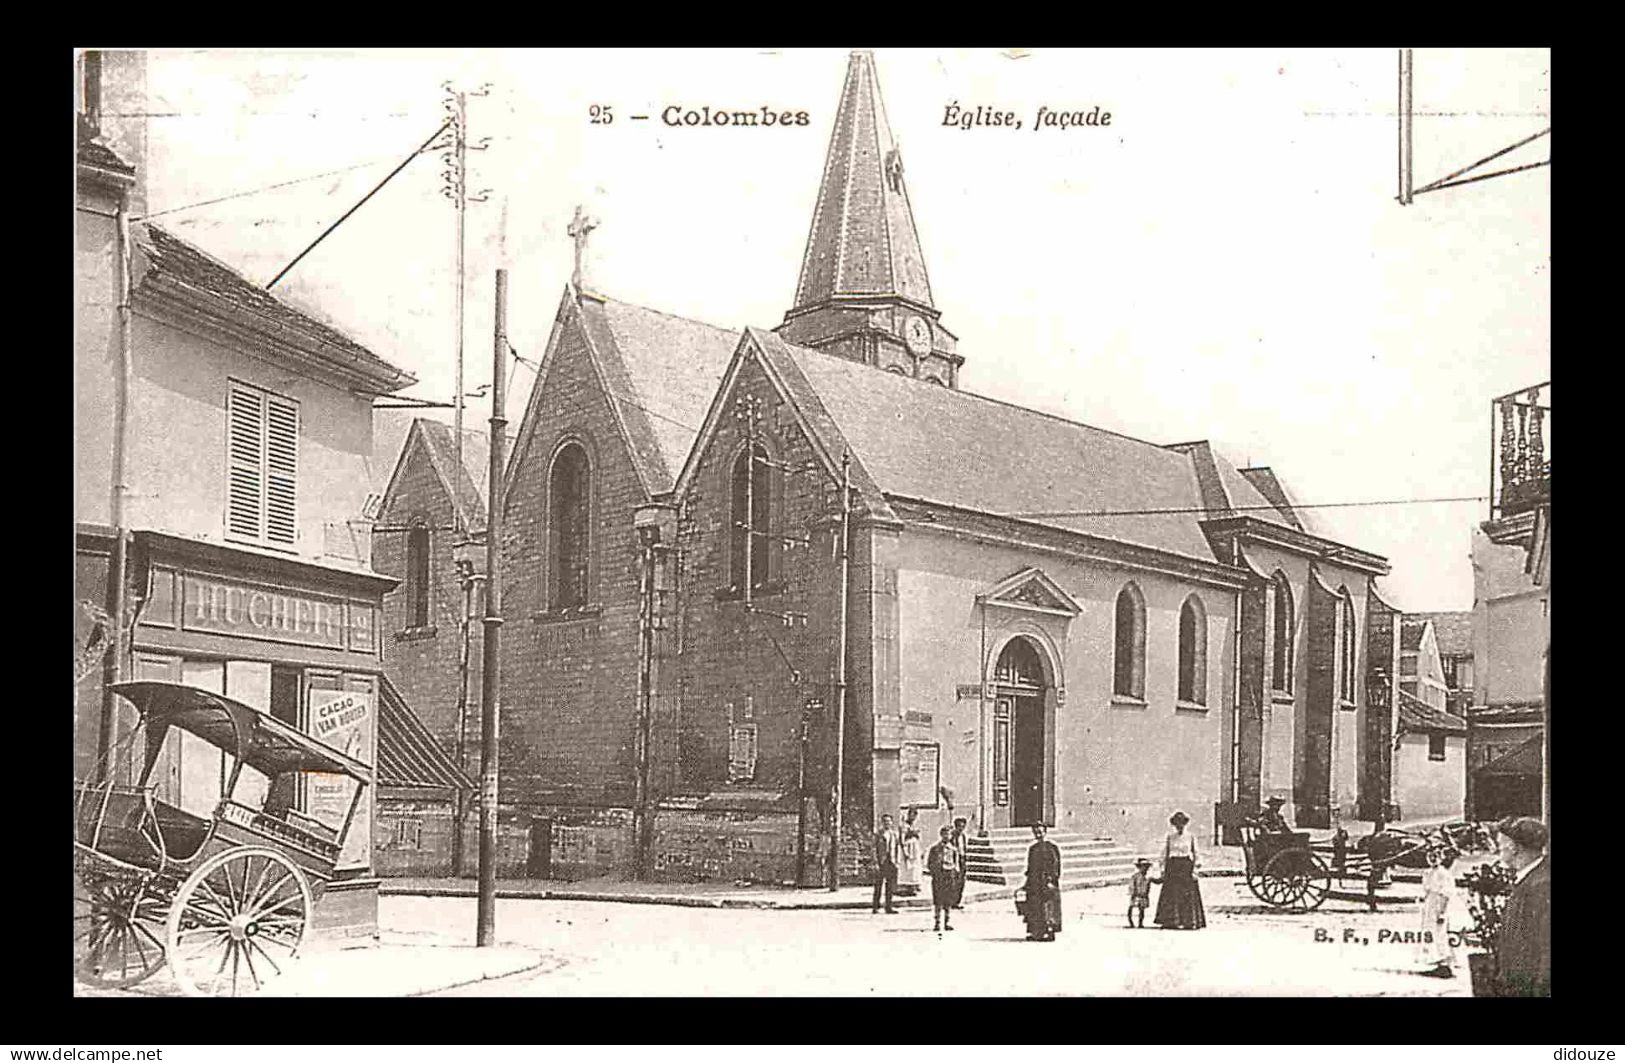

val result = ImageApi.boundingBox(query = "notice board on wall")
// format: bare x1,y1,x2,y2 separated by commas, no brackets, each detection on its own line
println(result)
900,741,940,808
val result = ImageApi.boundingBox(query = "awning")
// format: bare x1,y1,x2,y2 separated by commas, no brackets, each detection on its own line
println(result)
1476,734,1543,777
376,674,476,792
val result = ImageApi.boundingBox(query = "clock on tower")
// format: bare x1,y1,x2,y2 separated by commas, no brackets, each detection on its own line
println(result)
904,315,931,357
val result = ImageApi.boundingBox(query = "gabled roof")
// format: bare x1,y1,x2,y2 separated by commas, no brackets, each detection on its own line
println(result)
379,417,509,533
1412,611,1473,657
751,329,1232,562
790,51,934,312
1397,690,1467,734
1238,466,1311,533
377,675,475,792
1400,616,1430,652
132,224,415,394
508,288,739,500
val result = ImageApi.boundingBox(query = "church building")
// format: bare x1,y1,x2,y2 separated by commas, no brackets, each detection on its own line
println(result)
479,51,1394,885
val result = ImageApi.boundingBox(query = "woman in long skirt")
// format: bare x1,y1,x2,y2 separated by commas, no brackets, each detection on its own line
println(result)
1416,847,1458,976
1023,823,1063,941
1153,810,1207,930
896,808,924,897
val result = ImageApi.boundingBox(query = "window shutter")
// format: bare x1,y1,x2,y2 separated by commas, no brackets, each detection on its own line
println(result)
227,384,264,539
265,396,299,545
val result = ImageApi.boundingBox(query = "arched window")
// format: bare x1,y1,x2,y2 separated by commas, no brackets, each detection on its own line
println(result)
925,375,945,386
730,443,771,591
1178,595,1207,705
1271,572,1294,693
1113,583,1146,699
549,443,591,610
406,522,430,629
886,365,908,376
1340,591,1358,703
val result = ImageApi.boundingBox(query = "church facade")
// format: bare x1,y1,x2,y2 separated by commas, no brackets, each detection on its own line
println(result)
471,51,1393,884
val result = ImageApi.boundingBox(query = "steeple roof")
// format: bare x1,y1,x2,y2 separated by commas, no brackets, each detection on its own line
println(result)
790,51,934,312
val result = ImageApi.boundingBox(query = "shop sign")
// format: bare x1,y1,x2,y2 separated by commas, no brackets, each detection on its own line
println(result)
142,567,378,655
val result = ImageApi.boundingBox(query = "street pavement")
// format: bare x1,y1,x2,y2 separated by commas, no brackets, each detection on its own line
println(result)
407,878,1475,997
76,859,1486,997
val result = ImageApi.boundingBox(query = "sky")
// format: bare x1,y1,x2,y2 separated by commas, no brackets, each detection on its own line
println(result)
101,48,1551,612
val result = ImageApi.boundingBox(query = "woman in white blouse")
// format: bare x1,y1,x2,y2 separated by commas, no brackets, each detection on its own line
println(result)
1153,810,1208,930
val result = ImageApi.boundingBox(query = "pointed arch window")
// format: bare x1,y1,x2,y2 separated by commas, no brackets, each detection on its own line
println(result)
1113,583,1146,700
730,443,771,591
406,521,431,629
1178,595,1207,705
549,443,591,610
1271,572,1294,694
1340,591,1358,704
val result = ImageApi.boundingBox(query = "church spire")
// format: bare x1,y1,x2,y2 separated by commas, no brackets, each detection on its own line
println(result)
777,51,961,386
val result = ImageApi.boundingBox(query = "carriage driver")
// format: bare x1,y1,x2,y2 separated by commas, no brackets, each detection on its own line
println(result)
1255,796,1292,834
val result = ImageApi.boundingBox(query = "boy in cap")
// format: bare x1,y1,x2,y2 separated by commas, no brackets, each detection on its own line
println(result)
1128,858,1154,927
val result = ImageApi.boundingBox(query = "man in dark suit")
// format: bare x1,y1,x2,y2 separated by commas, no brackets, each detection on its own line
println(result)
872,813,901,914
1494,816,1550,997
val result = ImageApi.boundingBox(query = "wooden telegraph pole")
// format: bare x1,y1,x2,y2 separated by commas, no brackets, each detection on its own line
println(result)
476,268,508,946
829,451,851,890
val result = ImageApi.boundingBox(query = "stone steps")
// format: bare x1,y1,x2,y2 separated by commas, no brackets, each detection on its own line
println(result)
963,829,1141,887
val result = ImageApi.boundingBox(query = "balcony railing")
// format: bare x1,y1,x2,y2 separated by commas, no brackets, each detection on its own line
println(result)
1490,381,1550,520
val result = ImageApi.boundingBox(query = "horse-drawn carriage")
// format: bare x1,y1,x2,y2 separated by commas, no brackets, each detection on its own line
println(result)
74,681,371,997
1236,823,1437,912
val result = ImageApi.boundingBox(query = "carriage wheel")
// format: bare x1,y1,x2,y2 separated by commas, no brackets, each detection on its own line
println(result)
1263,850,1330,912
74,864,167,988
165,848,312,998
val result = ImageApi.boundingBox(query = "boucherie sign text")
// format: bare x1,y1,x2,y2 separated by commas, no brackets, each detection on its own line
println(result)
142,567,376,654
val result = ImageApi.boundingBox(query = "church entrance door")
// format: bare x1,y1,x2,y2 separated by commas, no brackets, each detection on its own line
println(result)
994,637,1051,828
1011,693,1045,827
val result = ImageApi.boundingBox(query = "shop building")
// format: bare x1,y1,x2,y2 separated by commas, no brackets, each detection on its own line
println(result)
75,62,417,936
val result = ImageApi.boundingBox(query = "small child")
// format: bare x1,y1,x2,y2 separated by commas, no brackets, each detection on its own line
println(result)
1418,848,1458,976
927,826,963,932
1128,858,1154,927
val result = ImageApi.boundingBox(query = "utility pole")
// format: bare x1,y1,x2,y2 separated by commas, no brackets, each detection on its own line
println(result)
1398,49,1414,205
476,268,507,947
829,450,851,891
96,198,134,781
441,83,491,484
633,519,659,878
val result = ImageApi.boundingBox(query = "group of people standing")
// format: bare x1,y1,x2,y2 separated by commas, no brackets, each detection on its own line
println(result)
872,809,971,933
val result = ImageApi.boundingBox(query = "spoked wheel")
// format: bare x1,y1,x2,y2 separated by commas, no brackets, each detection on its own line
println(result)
165,847,312,998
1263,849,1331,912
74,862,168,988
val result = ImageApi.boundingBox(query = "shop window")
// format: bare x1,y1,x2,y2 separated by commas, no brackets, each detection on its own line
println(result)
1429,733,1447,762
406,523,430,629
226,380,299,548
1178,595,1207,705
1113,583,1146,700
729,444,771,592
549,443,591,610
1271,572,1294,694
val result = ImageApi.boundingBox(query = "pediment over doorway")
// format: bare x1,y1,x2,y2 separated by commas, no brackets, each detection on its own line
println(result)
981,567,1081,617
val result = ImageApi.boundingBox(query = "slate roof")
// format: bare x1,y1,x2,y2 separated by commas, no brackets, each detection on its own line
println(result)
380,417,512,533
377,675,475,792
1397,689,1467,734
1400,617,1428,652
791,51,934,310
77,136,135,176
753,329,1297,563
1413,611,1473,657
575,294,741,495
133,224,415,393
